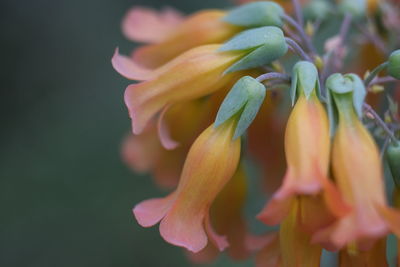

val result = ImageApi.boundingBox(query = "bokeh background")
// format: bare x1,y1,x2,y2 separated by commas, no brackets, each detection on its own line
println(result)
0,0,259,266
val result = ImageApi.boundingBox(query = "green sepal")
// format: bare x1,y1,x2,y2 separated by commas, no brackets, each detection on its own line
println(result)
346,73,366,118
220,26,288,73
326,89,338,136
290,61,319,106
303,0,332,21
223,1,284,28
388,50,400,80
387,142,400,188
339,0,366,18
215,76,266,140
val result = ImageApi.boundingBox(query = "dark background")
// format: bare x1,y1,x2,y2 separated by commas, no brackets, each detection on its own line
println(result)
0,0,256,266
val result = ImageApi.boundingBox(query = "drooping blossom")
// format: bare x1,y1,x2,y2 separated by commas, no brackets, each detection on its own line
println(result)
312,96,400,251
133,119,241,252
257,92,348,227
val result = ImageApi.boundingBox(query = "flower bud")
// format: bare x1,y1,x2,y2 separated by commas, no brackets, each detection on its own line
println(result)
303,0,332,21
223,1,284,28
388,50,400,80
339,0,367,18
387,142,400,187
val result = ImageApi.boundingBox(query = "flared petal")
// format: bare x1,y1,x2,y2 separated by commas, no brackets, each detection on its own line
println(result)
131,10,240,68
111,48,153,80
133,193,176,227
122,7,184,43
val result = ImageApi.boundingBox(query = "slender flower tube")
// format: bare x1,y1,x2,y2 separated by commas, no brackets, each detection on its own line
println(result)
122,44,246,135
133,119,241,253
130,10,242,68
313,95,400,251
257,93,348,226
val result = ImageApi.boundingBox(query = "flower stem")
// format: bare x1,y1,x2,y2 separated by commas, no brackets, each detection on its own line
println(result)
364,62,389,87
285,37,313,62
363,103,398,143
282,14,317,55
292,0,304,27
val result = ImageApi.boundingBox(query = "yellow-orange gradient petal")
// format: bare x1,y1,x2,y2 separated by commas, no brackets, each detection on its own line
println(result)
258,94,348,226
133,119,241,252
124,45,245,135
313,110,398,251
132,10,242,68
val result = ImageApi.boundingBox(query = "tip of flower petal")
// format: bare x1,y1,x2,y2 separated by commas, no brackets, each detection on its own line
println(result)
111,47,153,81
159,208,208,253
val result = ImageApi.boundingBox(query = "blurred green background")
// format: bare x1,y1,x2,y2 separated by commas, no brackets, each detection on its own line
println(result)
0,0,258,266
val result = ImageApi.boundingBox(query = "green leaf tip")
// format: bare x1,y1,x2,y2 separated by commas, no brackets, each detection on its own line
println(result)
220,26,288,73
290,61,319,106
215,76,266,140
223,1,284,28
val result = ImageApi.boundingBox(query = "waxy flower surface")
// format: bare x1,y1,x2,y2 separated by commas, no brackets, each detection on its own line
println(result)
133,119,241,252
112,0,400,265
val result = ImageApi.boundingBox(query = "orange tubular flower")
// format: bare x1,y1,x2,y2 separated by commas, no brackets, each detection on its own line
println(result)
257,92,348,226
313,94,400,251
129,10,241,68
133,119,241,253
120,45,246,136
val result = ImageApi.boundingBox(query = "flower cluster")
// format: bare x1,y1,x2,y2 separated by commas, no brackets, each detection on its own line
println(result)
113,0,400,265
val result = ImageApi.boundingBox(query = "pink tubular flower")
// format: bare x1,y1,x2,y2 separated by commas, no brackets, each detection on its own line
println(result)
133,119,241,253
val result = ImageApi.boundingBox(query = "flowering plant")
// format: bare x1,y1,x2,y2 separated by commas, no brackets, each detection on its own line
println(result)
113,0,400,265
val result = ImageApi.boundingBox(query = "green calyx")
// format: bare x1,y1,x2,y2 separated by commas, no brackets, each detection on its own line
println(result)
220,26,288,73
303,0,332,21
326,73,366,117
290,61,320,106
223,1,284,28
215,76,266,140
339,0,366,18
326,73,366,134
387,142,400,188
388,50,400,80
